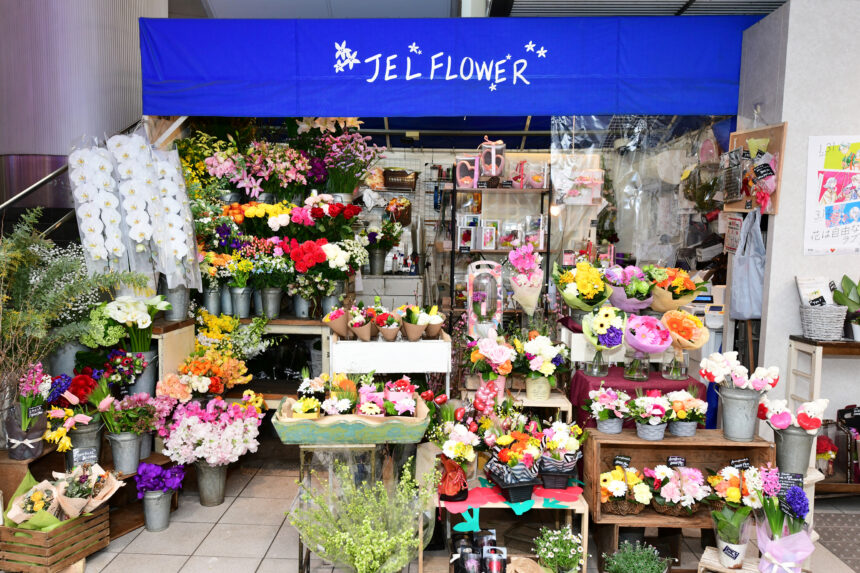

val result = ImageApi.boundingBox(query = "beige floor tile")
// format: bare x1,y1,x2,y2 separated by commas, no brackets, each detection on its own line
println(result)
125,521,214,555
179,555,261,572
224,469,257,497
195,523,279,558
265,523,299,559
172,495,236,523
256,558,298,573
239,474,299,499
84,549,117,572
102,553,187,573
103,528,142,553
811,541,855,572
220,496,290,526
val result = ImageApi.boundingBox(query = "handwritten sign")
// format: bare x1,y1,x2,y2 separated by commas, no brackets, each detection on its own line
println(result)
72,447,98,467
667,456,686,468
613,455,631,469
27,405,44,418
730,457,751,470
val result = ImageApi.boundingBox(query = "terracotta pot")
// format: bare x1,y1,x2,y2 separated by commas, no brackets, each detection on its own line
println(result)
379,325,400,341
402,321,427,341
350,322,372,341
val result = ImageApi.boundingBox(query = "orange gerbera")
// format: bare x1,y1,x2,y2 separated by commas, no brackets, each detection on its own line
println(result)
601,487,611,503
510,431,530,442
497,360,512,375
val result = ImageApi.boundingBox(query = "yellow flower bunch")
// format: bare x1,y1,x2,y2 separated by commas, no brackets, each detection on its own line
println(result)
197,309,240,341
30,490,45,512
242,389,265,413
574,262,604,300
244,201,293,219
227,258,254,275
557,269,575,286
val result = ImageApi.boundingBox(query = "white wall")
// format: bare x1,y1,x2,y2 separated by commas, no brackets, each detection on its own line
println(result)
745,0,860,420
0,0,167,156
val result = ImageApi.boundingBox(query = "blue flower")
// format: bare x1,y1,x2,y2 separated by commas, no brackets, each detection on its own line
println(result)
785,486,809,520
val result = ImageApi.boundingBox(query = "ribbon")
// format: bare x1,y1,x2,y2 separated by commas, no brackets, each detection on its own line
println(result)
513,160,526,189
756,189,771,212
762,551,799,573
8,437,39,450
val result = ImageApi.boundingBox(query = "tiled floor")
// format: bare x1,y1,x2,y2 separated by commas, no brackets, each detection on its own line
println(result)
83,454,859,573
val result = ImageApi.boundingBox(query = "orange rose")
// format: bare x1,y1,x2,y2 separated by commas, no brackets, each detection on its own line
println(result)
528,330,539,341
470,348,484,363
672,400,684,412
497,360,512,375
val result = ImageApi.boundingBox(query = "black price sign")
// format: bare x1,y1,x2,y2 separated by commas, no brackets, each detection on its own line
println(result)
852,407,860,417
667,456,686,468
27,405,43,418
613,455,631,469
71,447,98,467
458,246,471,253
753,162,775,180
777,472,805,518
730,457,751,470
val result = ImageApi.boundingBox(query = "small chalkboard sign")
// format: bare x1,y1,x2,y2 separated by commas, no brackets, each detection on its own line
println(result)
667,456,686,468
722,545,740,560
72,447,98,466
27,405,43,418
730,457,751,470
853,407,860,417
458,246,471,253
613,455,631,469
777,472,805,518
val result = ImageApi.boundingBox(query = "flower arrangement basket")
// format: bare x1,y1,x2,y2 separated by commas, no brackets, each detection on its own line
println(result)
486,470,540,503
708,499,727,512
272,393,430,445
799,304,847,341
651,500,701,517
382,170,418,191
602,497,646,516
0,506,109,573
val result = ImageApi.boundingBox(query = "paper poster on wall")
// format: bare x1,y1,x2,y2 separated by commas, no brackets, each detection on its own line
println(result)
805,136,860,255
724,213,744,254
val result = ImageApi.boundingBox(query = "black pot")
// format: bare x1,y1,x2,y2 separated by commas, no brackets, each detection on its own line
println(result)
5,405,46,461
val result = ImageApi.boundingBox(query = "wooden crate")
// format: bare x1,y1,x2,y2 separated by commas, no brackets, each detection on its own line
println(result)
0,506,109,573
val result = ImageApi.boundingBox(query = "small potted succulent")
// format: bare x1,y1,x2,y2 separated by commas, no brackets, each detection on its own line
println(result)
603,541,672,573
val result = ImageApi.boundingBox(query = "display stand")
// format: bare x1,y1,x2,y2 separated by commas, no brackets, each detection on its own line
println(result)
460,388,573,423
151,318,196,382
329,333,452,395
584,429,774,573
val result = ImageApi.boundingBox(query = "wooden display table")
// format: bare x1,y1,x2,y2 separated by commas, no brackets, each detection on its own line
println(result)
697,546,759,573
241,316,332,374
584,429,774,572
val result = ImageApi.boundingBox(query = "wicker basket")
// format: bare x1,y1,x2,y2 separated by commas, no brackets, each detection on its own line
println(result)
708,499,727,512
383,170,418,190
602,498,646,516
800,304,847,341
652,500,701,517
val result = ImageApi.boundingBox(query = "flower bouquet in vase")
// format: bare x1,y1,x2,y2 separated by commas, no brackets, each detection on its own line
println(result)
508,244,543,316
759,398,827,477
756,476,815,573
622,315,672,381
605,265,654,313
644,266,708,313
539,421,587,488
628,390,671,440
585,384,631,434
552,261,611,316
665,388,707,437
644,465,711,517
661,310,709,380
700,352,778,442
581,306,626,376
384,376,416,402
600,465,651,516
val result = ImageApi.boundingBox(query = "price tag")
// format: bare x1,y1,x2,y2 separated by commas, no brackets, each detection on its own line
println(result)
778,472,803,495
745,199,753,210
722,545,740,560
71,447,98,467
852,407,860,417
458,246,471,253
613,455,631,469
730,457,751,470
27,405,43,418
667,456,686,468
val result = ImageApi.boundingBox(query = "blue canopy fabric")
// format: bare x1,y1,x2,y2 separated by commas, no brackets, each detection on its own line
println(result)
140,16,759,117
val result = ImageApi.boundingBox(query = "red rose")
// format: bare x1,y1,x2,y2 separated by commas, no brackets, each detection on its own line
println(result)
344,204,362,219
328,203,343,218
208,376,224,395
69,374,97,402
310,207,325,219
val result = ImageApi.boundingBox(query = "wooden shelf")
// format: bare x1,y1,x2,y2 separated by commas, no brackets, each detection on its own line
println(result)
102,452,171,480
151,318,195,335
788,334,860,356
815,482,860,494
595,507,711,528
239,317,325,327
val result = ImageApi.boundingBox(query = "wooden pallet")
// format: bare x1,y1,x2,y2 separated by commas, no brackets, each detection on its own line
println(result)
0,506,109,573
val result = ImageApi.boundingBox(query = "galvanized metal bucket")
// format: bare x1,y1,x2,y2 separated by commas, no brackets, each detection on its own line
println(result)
718,386,760,442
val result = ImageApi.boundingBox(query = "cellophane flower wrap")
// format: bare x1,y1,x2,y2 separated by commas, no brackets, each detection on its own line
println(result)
662,310,710,355
644,266,708,312
755,472,815,573
582,306,627,351
485,420,543,484
758,397,827,435
508,244,543,316
624,314,672,355
540,421,587,473
552,261,611,312
585,385,631,421
162,395,262,467
644,465,712,512
605,265,654,312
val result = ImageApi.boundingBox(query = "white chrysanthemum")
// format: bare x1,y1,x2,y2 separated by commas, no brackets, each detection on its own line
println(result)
654,465,674,480
607,480,627,497
104,237,125,258
129,223,153,243
100,208,121,227
122,196,147,215
73,183,98,204
78,202,101,222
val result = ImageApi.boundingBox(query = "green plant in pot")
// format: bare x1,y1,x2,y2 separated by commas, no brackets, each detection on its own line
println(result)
533,525,584,573
832,274,860,339
603,541,672,573
711,505,753,568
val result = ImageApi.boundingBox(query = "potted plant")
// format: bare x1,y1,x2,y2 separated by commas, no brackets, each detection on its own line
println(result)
711,503,753,568
628,390,671,441
584,385,630,434
135,463,185,532
831,274,860,339
643,465,711,517
533,526,584,573
756,476,815,572
427,404,479,501
603,541,672,573
162,393,263,506
665,388,707,437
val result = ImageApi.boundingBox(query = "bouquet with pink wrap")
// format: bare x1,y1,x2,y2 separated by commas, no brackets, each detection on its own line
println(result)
756,521,814,573
605,265,654,312
508,244,543,316
624,315,673,355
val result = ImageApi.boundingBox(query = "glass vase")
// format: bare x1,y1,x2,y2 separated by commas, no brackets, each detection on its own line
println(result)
623,349,650,381
586,349,609,377
661,349,688,380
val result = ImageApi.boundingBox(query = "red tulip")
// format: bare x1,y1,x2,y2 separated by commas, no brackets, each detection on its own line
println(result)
455,407,465,421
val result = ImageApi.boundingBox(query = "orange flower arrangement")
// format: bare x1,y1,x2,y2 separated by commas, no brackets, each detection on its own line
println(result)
662,310,709,349
179,347,251,390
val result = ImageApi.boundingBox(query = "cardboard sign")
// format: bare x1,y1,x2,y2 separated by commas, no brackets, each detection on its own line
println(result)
613,455,631,469
730,457,751,470
724,213,744,254
667,456,686,468
27,405,44,418
72,447,98,466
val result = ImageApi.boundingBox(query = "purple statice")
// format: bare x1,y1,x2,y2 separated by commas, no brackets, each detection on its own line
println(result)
48,374,72,404
597,325,623,348
551,354,565,367
784,486,809,520
134,463,186,498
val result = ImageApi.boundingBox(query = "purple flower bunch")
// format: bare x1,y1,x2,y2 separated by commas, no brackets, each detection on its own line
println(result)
48,374,72,404
301,151,328,184
134,463,185,498
784,485,809,520
597,326,623,348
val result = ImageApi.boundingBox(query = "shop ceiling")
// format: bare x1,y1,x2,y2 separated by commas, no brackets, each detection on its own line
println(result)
169,0,786,18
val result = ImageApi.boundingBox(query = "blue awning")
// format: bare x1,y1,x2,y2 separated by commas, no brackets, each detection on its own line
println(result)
140,16,759,117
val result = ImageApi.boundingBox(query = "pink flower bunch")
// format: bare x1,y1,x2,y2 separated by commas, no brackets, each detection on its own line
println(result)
476,330,516,371
508,244,541,275
628,392,671,425
204,150,240,179
152,395,178,438
586,385,631,420
290,206,315,226
320,132,384,178
19,363,51,399
624,314,672,354
649,465,711,507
